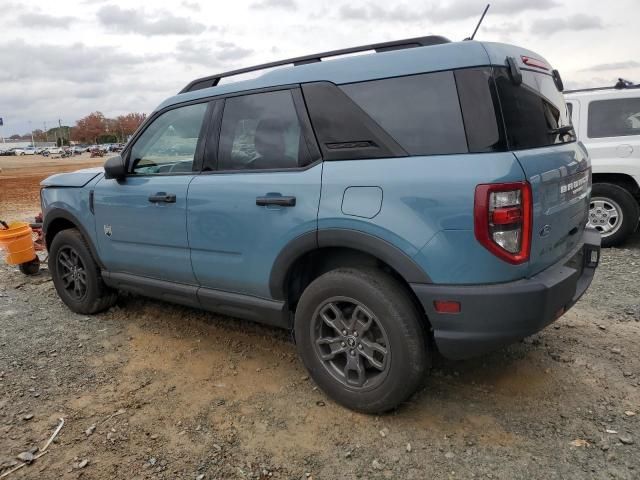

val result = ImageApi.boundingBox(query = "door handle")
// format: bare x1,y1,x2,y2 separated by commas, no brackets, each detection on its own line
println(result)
148,192,176,203
256,195,296,207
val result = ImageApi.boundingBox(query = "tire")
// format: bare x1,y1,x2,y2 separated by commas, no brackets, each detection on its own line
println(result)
294,268,428,413
589,183,640,248
19,258,40,275
49,229,116,314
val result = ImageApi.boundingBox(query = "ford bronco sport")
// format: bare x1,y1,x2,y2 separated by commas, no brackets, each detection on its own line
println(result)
41,36,600,413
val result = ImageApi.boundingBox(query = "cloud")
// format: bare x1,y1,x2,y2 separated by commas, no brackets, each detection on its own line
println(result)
97,5,206,36
18,13,76,27
338,0,559,23
0,40,161,83
176,40,252,67
582,61,640,72
530,14,604,35
181,1,201,11
251,0,297,10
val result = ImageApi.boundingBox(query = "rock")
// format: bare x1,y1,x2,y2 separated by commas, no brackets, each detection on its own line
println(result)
148,457,157,466
610,347,622,354
624,411,636,417
344,451,352,459
315,401,325,407
16,452,34,464
623,372,633,377
196,475,205,480
619,434,634,445
85,424,96,436
606,429,618,434
597,324,606,330
22,413,34,421
406,443,412,453
371,459,383,470
73,459,89,469
379,428,389,438
444,452,455,459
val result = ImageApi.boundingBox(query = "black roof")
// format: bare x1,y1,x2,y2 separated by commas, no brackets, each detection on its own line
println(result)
179,35,451,94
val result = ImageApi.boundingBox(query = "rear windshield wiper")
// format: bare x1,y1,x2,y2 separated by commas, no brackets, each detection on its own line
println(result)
549,125,575,136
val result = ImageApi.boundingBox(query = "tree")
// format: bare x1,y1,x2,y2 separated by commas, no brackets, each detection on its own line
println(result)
72,112,107,144
114,113,146,142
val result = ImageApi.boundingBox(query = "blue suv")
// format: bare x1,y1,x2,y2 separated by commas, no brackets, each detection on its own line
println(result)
41,36,600,413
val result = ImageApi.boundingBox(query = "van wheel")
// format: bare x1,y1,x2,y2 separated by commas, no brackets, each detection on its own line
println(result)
294,268,428,413
589,183,639,247
49,229,117,314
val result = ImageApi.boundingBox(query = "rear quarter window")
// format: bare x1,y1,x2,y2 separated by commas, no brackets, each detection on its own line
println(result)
587,97,640,138
340,71,468,156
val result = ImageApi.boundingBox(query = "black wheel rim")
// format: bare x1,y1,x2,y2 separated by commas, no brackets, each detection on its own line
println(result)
311,296,390,390
56,246,87,301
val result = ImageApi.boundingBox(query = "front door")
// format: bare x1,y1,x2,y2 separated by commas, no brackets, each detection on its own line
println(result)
187,88,322,299
94,101,209,284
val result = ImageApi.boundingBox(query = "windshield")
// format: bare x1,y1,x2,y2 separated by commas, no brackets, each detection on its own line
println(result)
494,67,575,150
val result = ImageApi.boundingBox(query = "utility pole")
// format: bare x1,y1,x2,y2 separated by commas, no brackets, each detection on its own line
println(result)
58,118,63,146
44,121,48,142
28,120,35,147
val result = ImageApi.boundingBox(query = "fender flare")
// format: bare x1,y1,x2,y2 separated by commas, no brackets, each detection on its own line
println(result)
43,208,104,269
269,228,432,300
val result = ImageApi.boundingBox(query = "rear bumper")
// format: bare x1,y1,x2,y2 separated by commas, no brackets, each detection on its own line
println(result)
411,228,601,360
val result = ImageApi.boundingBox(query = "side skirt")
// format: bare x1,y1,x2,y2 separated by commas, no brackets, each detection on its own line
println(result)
102,271,290,329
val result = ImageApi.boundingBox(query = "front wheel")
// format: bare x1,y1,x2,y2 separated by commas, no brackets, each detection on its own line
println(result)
588,183,639,247
49,229,116,314
294,268,428,413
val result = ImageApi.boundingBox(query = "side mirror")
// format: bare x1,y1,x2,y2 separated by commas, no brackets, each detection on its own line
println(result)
104,155,126,180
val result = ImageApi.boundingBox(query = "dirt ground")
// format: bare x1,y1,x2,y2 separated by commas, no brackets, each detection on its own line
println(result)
1,158,639,479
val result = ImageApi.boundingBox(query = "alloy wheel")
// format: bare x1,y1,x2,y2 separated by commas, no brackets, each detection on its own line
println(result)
56,246,88,300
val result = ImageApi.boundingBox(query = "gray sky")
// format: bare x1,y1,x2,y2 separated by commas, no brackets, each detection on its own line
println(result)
1,0,638,137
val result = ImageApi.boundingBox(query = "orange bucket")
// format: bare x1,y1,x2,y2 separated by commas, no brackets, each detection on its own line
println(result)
0,222,37,265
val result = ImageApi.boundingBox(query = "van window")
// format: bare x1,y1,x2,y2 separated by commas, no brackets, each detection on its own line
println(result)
218,90,311,171
493,68,575,150
587,98,640,138
130,102,207,174
340,71,468,155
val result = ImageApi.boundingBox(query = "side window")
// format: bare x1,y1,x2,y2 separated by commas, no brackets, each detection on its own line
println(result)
567,101,574,119
130,102,207,175
587,98,640,138
340,71,468,155
218,90,310,171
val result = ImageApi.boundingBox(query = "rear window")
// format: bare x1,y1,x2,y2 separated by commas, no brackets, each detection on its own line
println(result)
587,98,640,138
493,67,574,150
340,71,468,156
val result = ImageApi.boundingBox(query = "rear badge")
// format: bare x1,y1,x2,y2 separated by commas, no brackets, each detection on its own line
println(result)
104,225,112,237
539,225,552,237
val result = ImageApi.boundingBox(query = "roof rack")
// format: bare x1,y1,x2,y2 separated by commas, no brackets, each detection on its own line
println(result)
564,77,640,94
179,35,451,94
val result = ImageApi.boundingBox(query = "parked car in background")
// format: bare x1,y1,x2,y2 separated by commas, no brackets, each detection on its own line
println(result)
565,79,640,246
42,36,600,413
46,147,63,155
14,147,37,155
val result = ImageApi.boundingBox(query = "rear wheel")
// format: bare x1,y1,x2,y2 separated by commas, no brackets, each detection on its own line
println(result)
294,268,428,413
49,229,116,314
588,183,639,247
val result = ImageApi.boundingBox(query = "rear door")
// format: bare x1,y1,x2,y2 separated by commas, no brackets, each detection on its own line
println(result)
187,88,322,300
493,66,590,274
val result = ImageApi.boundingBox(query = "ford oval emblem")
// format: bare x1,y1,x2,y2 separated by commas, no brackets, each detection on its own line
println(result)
539,225,551,237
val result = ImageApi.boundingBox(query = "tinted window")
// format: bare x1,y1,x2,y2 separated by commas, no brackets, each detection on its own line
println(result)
587,98,640,138
454,67,505,152
130,102,207,174
218,90,310,170
494,68,574,150
341,71,468,155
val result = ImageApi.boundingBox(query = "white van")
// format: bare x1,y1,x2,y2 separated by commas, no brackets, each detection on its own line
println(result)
565,79,640,247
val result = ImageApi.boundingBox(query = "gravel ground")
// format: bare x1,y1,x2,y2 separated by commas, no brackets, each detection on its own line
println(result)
1,224,639,478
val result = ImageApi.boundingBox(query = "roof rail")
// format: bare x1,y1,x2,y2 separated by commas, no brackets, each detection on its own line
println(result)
179,35,451,94
565,77,640,94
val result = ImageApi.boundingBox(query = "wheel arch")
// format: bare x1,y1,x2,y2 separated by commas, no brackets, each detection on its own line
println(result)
269,229,432,316
44,209,104,269
592,173,640,201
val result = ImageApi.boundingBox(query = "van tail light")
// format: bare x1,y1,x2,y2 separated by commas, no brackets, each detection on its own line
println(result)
474,182,532,264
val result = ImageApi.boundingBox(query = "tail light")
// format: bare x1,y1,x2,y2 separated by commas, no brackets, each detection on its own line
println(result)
474,182,532,264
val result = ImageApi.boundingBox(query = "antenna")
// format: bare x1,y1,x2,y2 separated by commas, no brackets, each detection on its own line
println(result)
466,4,490,41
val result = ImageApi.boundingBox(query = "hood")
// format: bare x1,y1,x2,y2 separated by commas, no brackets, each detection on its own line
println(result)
40,167,104,188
